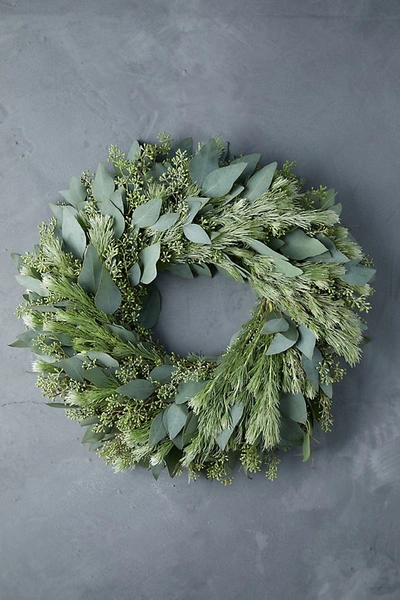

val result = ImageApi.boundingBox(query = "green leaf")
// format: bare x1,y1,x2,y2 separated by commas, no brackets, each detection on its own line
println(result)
279,392,307,424
139,242,160,284
184,196,209,224
150,365,175,384
11,253,23,272
340,260,376,286
302,347,323,391
61,206,87,259
165,403,188,439
94,266,122,314
310,233,349,264
127,140,140,161
174,380,208,405
151,461,165,480
215,402,244,450
279,415,305,447
222,185,245,204
98,197,125,239
169,137,193,158
320,381,333,398
262,317,289,334
138,285,161,328
243,162,277,202
230,153,261,182
45,402,79,409
165,446,183,477
183,224,211,245
110,187,125,213
92,163,115,202
15,275,49,297
302,432,311,462
54,356,85,382
83,367,112,388
189,139,219,186
132,198,162,228
116,379,155,400
9,329,41,349
166,262,194,279
80,416,100,427
128,262,141,287
182,411,199,446
78,244,102,296
266,322,299,355
59,176,87,210
150,213,179,232
149,412,167,446
274,258,303,278
201,163,246,198
146,163,166,181
296,324,317,360
281,229,327,260
87,352,119,368
191,263,212,278
106,323,139,344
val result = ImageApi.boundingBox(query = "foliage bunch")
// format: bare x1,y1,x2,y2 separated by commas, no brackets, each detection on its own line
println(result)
12,134,375,483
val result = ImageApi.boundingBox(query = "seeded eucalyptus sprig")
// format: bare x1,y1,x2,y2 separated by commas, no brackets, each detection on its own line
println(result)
12,134,375,483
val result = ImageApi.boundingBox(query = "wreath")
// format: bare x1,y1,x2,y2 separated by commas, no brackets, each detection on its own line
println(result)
12,134,375,483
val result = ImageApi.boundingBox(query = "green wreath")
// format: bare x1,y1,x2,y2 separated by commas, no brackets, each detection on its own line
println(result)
12,134,375,483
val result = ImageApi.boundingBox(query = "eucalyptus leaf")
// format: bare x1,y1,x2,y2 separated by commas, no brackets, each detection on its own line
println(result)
281,229,327,260
296,324,317,360
189,139,219,187
61,206,86,259
165,403,188,439
191,263,212,278
94,266,122,315
262,317,289,334
182,411,199,446
274,258,303,278
59,176,87,210
83,367,113,388
183,224,211,245
266,322,298,355
80,416,101,427
166,262,194,279
138,285,161,328
132,198,162,228
54,356,85,382
92,163,115,202
215,402,243,450
174,380,208,405
302,347,323,391
340,260,376,286
150,212,179,232
230,153,261,182
149,412,167,446
140,242,160,284
15,275,49,297
169,137,193,158
302,432,311,462
320,381,333,398
201,163,246,198
279,415,305,447
215,427,234,451
279,392,307,424
110,187,125,213
151,461,165,480
87,352,119,368
45,402,79,409
116,379,155,400
184,197,209,224
222,185,245,204
78,244,102,296
165,446,183,477
127,140,140,161
11,253,23,272
244,162,277,203
106,324,139,345
128,263,141,287
150,365,175,384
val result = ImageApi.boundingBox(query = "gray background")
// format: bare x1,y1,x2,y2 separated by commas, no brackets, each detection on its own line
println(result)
1,1,399,599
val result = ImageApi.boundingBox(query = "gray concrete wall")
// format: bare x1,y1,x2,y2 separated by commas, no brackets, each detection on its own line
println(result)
1,1,399,599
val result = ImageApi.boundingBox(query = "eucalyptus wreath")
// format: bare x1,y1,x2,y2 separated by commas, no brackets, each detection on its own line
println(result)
12,134,375,483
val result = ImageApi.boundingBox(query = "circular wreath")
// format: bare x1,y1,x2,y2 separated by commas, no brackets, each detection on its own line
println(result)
13,134,375,483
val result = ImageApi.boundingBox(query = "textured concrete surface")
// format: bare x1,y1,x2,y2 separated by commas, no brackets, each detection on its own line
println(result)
1,1,400,599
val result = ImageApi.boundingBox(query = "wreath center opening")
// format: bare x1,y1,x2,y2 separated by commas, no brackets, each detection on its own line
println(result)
152,271,256,357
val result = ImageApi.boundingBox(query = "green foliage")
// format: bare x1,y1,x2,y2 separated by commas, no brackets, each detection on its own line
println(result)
12,134,375,483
